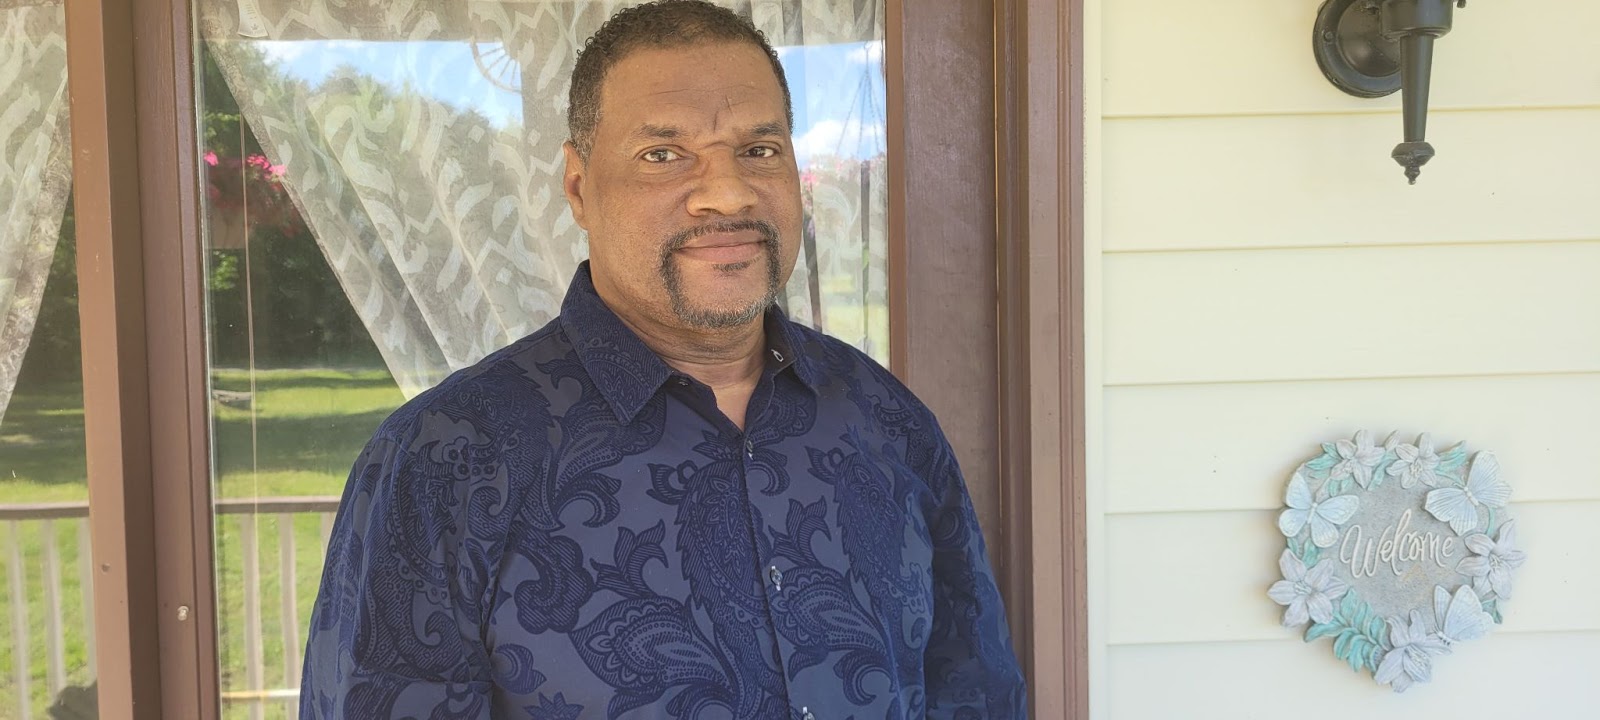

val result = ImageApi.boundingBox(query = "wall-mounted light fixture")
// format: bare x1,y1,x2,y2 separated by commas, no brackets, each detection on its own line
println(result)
1313,0,1466,184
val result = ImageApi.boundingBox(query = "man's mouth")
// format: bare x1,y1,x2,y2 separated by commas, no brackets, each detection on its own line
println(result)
674,237,765,265
665,222,776,266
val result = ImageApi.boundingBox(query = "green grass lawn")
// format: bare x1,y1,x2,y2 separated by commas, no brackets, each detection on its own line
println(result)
0,367,402,719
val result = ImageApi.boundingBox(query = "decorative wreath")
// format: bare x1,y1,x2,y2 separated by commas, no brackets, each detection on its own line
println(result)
1268,431,1524,692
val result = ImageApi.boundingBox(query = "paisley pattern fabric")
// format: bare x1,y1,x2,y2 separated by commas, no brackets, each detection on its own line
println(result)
301,263,1025,719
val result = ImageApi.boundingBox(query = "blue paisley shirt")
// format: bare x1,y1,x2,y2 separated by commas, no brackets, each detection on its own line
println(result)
301,263,1026,719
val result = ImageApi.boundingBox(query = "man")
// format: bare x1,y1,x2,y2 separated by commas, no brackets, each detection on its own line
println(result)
300,2,1026,718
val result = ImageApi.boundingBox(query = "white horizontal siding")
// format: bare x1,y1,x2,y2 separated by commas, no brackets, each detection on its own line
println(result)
1103,110,1600,252
1103,0,1600,117
1089,0,1600,714
1103,241,1600,386
1105,374,1600,513
1105,501,1600,646
1106,631,1600,720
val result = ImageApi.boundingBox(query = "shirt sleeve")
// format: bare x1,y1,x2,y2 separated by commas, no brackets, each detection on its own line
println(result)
924,448,1029,719
300,422,494,720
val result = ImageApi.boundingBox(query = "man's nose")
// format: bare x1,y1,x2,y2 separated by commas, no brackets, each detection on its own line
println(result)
686,152,758,217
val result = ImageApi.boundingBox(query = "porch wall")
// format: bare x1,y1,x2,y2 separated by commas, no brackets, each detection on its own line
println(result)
1083,0,1600,717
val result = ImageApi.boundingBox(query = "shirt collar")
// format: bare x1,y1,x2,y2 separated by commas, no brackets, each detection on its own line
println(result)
558,262,820,424
766,301,821,392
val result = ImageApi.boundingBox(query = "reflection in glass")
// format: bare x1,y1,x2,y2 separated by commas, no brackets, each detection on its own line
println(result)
198,41,405,720
0,2,97,717
196,2,885,716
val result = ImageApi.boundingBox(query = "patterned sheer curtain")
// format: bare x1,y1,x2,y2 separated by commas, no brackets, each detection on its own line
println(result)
0,0,72,427
197,0,887,398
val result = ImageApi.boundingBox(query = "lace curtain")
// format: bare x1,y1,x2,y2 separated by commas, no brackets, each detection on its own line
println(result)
198,0,887,398
0,0,73,427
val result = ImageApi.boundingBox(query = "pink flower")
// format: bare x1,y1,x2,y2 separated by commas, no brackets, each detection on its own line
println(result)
268,164,286,177
204,151,218,166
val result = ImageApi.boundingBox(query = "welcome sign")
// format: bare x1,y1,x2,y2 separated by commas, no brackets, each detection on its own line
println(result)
1268,431,1524,692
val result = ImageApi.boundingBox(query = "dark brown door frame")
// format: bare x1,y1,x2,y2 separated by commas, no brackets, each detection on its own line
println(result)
884,0,1001,569
995,0,1089,716
887,0,1087,717
66,0,219,716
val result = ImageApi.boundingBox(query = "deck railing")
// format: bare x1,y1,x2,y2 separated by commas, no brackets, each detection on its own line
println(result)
0,496,340,720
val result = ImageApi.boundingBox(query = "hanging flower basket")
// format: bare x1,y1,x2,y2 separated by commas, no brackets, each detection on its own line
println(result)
203,150,301,249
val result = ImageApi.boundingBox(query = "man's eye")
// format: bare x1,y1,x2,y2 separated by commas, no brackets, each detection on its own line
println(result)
746,146,779,159
643,149,680,163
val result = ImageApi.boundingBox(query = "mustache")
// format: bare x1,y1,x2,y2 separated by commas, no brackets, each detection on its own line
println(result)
661,219,780,255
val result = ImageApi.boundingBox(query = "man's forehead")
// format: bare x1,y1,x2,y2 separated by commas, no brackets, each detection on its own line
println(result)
642,80,762,101
599,44,784,116
634,81,772,115
603,81,785,143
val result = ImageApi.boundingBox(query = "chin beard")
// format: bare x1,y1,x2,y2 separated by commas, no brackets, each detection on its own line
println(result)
658,219,783,329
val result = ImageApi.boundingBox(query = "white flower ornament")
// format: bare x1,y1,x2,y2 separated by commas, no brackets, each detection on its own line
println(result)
1374,609,1450,693
1387,433,1442,489
1330,429,1385,488
1458,520,1526,601
1268,549,1349,627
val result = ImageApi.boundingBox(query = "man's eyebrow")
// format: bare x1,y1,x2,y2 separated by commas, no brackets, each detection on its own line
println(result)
625,121,788,144
745,122,787,139
628,123,684,143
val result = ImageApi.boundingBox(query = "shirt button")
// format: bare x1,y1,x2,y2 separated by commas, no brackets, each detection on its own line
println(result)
771,349,785,363
744,439,755,458
801,708,815,720
675,377,690,387
768,565,784,591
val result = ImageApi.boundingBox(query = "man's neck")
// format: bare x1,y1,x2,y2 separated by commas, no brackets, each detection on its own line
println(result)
604,296,768,429
626,313,766,386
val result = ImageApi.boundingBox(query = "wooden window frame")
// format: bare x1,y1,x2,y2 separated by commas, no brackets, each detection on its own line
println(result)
60,0,1086,716
66,0,218,716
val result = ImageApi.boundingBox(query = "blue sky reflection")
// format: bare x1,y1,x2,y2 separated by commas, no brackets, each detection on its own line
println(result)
255,39,886,165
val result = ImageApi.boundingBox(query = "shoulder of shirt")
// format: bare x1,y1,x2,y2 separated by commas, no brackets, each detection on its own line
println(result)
786,321,950,444
364,319,571,451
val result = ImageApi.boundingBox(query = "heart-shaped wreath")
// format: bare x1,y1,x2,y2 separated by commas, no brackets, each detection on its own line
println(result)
1268,431,1523,692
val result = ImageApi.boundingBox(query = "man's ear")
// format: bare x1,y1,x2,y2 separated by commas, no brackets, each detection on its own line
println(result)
562,141,590,230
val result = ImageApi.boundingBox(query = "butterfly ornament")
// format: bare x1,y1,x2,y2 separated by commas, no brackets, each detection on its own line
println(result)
1278,470,1360,549
1424,451,1512,535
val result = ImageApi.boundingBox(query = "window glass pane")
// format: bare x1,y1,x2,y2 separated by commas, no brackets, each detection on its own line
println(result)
0,2,97,716
197,39,406,719
194,1,885,715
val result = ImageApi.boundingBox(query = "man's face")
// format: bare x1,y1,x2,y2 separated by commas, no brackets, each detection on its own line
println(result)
564,41,801,331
